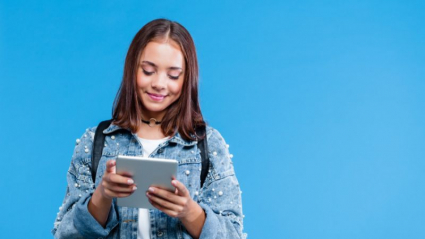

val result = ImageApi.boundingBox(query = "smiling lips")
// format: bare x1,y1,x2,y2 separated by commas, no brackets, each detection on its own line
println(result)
147,92,167,101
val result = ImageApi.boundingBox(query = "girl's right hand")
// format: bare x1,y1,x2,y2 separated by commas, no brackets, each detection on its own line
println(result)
89,159,135,226
99,160,137,200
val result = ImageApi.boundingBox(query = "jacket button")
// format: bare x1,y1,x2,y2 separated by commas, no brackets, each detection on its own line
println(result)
157,148,164,154
157,231,164,237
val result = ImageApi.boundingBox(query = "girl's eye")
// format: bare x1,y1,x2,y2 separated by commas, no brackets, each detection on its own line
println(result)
143,69,154,76
169,75,179,80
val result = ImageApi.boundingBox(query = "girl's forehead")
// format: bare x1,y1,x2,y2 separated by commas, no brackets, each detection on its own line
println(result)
140,40,185,69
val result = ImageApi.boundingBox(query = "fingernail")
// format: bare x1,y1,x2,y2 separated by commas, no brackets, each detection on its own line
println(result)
128,179,134,184
146,192,150,197
172,180,177,185
133,186,137,191
148,187,154,192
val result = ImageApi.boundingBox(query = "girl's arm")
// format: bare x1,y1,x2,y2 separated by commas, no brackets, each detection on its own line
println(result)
196,127,246,238
88,160,136,227
53,128,132,239
147,127,246,239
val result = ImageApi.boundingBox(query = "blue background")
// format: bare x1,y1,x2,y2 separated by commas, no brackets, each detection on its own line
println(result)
1,0,424,238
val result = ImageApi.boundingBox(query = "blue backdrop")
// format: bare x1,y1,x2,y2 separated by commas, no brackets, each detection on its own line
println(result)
1,1,424,238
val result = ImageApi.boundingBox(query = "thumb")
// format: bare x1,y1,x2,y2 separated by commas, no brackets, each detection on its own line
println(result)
106,160,116,174
172,180,189,197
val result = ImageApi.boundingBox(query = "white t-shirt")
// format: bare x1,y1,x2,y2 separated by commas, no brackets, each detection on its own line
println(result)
137,136,169,239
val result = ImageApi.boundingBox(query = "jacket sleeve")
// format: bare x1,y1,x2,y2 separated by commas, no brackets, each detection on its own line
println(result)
197,128,247,239
52,128,120,239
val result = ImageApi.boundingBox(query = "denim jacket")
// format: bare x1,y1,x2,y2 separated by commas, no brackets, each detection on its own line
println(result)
52,124,246,239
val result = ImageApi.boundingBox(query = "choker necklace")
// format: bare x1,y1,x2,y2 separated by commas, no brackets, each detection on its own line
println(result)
142,118,162,127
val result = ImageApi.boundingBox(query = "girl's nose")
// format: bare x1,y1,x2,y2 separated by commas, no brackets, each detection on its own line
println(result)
151,72,167,90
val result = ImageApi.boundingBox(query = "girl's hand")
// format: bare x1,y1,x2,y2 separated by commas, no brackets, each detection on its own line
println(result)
98,160,137,200
89,160,137,227
147,180,205,223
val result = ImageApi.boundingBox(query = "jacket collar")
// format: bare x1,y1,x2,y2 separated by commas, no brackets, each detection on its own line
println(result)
102,123,127,134
102,123,197,146
168,133,198,146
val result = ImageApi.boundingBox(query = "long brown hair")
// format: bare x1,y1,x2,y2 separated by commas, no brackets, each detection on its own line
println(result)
112,19,205,140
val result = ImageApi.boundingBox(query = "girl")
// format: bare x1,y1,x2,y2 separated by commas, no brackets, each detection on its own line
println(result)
52,19,245,239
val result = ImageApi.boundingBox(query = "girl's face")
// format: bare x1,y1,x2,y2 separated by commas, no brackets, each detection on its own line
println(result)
136,39,185,119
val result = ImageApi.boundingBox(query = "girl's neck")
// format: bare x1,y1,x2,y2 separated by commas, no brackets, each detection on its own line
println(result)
137,123,166,140
141,110,166,122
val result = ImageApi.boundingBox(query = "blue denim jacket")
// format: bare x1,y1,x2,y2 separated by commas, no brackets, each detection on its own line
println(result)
52,124,246,239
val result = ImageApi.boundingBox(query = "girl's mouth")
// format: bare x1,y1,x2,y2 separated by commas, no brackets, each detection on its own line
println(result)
147,92,166,101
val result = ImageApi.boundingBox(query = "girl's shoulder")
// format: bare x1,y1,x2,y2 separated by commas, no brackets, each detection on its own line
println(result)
205,125,232,160
69,126,98,161
203,125,236,180
75,126,97,145
205,125,227,146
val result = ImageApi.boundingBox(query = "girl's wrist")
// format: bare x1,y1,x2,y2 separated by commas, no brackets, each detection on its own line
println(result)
88,185,113,227
92,184,113,206
181,200,205,223
180,200,206,239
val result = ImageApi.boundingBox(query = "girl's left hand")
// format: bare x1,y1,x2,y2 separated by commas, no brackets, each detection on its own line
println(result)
146,179,204,222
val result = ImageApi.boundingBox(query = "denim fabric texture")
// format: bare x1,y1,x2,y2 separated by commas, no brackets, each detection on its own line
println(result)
52,124,246,239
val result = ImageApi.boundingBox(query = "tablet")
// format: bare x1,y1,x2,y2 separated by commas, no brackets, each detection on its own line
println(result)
116,155,178,209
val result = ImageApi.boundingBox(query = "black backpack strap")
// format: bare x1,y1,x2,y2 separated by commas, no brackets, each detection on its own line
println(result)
91,119,113,183
196,125,210,188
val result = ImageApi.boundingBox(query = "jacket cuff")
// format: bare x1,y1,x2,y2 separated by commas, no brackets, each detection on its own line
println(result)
198,202,220,238
73,193,119,239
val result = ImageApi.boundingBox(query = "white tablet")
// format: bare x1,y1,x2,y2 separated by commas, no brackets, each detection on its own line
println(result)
116,155,178,209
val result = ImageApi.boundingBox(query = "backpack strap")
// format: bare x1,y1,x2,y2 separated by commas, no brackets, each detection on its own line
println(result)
196,125,210,188
91,119,113,182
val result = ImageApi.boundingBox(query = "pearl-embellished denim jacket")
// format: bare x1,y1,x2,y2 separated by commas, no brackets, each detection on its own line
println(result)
52,124,246,239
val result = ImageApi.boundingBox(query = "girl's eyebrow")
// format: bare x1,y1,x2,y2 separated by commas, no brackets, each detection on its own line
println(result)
141,60,182,71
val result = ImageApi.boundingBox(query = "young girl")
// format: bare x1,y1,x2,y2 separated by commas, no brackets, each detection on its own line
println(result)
52,19,245,239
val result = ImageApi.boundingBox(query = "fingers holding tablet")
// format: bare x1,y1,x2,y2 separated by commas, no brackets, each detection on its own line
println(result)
147,179,202,222
100,160,137,199
147,186,184,206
